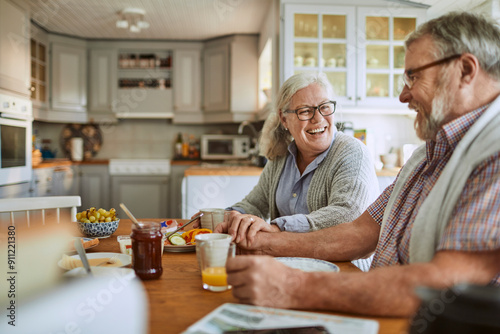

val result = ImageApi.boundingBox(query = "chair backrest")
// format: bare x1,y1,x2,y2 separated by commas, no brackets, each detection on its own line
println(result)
0,196,81,226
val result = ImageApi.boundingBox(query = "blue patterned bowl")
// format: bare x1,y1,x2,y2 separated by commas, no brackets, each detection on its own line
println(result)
77,219,120,238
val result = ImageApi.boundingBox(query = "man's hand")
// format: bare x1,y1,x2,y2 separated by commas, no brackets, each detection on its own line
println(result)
226,255,304,308
215,211,280,244
190,212,202,229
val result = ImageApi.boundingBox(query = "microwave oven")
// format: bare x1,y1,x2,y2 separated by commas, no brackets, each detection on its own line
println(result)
0,93,32,186
201,134,251,160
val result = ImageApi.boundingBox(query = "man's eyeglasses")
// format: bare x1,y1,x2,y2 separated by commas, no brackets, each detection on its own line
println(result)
403,54,461,89
284,100,337,121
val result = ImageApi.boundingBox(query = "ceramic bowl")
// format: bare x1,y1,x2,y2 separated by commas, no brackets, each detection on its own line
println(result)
380,153,398,169
77,219,120,238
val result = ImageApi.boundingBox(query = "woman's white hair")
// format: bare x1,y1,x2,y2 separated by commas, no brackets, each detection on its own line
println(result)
259,72,334,160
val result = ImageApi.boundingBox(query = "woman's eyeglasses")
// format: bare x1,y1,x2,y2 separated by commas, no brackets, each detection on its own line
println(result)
285,100,336,121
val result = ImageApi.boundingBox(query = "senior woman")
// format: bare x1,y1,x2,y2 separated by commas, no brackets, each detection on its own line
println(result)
215,72,379,269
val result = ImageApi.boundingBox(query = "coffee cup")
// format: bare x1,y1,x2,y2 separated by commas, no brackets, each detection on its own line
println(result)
199,208,225,231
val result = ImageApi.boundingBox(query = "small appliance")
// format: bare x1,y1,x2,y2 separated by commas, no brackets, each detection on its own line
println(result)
200,134,251,160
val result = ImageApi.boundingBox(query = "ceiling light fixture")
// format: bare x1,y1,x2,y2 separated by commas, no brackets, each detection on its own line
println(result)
116,7,150,33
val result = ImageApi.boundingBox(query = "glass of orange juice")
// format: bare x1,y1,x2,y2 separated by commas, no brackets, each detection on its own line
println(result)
199,241,236,292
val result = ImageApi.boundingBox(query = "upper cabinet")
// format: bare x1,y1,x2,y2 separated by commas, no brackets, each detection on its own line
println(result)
203,35,259,123
172,48,203,123
88,48,117,119
51,40,87,115
33,34,88,123
115,48,173,118
0,0,30,97
281,2,426,113
87,41,204,121
30,24,48,112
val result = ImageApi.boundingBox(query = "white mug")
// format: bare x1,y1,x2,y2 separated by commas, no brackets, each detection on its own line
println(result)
199,208,225,231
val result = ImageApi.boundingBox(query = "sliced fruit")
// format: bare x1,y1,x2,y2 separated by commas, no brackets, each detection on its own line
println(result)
168,233,187,245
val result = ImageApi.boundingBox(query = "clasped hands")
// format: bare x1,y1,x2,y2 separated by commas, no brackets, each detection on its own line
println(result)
214,210,280,246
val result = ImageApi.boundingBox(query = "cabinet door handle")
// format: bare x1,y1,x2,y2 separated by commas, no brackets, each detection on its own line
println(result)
357,97,363,101
348,96,353,101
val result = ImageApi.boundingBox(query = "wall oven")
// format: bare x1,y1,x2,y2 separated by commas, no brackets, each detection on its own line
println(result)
0,93,32,186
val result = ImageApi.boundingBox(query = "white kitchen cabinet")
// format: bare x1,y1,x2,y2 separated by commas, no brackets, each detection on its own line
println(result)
0,0,30,97
203,35,259,123
172,49,203,123
204,44,229,113
111,176,169,219
34,35,88,123
0,182,30,199
79,165,109,210
29,166,79,198
182,173,261,219
30,24,49,113
281,1,425,113
88,49,117,119
169,164,194,218
51,39,87,114
52,166,79,196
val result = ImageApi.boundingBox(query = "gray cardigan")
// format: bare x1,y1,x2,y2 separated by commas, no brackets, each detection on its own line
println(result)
232,132,379,231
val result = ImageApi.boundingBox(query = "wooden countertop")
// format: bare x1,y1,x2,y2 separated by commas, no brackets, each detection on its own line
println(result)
33,159,110,168
376,167,401,177
185,165,401,177
184,165,264,176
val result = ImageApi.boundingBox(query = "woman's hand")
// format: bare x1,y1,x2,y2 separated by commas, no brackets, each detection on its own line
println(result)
215,211,280,244
226,255,304,308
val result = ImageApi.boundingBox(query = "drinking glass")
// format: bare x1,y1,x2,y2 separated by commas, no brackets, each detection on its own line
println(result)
199,241,235,292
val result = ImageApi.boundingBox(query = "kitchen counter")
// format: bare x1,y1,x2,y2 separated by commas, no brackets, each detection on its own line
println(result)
184,165,263,176
33,159,109,168
376,167,400,177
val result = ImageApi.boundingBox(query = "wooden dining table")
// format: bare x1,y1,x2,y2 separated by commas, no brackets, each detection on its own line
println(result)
86,219,410,334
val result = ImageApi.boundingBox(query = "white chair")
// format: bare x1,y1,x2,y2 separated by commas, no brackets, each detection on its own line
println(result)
0,196,81,226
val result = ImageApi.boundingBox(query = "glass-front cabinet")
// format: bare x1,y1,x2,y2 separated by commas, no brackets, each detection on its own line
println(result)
282,3,426,111
358,8,422,107
283,5,356,106
30,38,47,109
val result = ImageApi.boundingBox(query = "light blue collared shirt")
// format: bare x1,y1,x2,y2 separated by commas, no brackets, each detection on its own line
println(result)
271,137,335,232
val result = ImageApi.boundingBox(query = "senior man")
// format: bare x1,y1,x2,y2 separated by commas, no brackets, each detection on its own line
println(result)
224,11,500,317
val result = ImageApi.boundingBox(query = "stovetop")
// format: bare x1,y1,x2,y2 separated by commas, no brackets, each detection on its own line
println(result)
108,159,171,175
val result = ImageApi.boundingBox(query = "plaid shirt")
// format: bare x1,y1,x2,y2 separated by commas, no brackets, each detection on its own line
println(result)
368,105,500,285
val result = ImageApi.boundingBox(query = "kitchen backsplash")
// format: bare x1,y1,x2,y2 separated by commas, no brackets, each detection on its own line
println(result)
34,113,422,165
33,120,241,160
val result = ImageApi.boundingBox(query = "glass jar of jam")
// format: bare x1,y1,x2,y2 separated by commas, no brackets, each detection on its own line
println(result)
131,222,163,280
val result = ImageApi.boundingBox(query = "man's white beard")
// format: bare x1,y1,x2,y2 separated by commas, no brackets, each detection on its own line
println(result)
414,69,454,141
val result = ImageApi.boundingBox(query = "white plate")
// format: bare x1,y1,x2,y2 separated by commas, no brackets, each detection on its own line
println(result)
275,257,339,272
66,237,99,253
58,252,131,270
164,244,196,253
64,267,136,278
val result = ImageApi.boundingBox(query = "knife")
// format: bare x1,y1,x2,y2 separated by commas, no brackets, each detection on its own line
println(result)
165,213,203,239
74,238,93,276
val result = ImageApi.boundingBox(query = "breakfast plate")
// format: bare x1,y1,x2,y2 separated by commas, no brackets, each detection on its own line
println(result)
58,252,131,270
163,244,196,253
66,237,99,253
64,267,136,278
275,257,339,272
